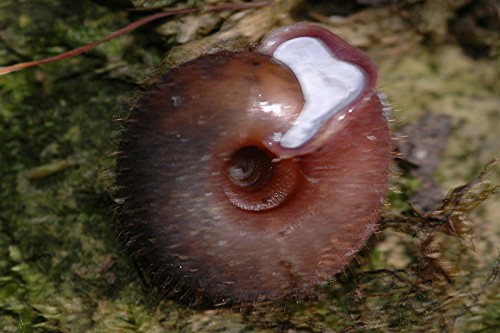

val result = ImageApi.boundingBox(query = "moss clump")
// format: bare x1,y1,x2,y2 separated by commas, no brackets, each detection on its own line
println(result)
1,0,498,332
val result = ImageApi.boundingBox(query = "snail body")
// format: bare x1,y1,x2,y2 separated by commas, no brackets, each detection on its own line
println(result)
116,23,392,303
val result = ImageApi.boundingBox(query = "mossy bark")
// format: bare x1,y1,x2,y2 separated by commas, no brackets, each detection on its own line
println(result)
0,0,498,332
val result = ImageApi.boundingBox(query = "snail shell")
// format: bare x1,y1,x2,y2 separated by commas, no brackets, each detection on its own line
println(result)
116,23,392,303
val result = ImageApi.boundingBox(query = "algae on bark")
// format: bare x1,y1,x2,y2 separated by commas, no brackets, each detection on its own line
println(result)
0,0,498,332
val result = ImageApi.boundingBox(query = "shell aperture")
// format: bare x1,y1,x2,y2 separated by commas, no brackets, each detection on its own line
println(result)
272,37,366,149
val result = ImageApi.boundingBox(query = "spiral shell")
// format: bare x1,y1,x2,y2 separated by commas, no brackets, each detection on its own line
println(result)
116,23,392,303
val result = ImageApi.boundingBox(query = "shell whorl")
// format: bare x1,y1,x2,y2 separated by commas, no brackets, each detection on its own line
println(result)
116,24,392,303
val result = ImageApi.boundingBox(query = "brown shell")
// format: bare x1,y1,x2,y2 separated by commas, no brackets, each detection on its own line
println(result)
116,50,391,303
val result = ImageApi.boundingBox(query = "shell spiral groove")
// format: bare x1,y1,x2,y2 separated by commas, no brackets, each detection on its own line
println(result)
116,23,392,303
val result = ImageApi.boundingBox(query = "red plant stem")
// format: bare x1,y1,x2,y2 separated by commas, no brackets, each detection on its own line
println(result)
0,1,272,76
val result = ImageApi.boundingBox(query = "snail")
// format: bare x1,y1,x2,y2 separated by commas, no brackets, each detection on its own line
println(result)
0,4,392,304
115,23,392,303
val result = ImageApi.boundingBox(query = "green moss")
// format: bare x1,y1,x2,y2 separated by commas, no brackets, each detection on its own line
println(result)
1,0,498,332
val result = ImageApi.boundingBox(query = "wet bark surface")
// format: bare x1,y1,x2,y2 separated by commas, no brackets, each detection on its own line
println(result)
0,0,498,332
